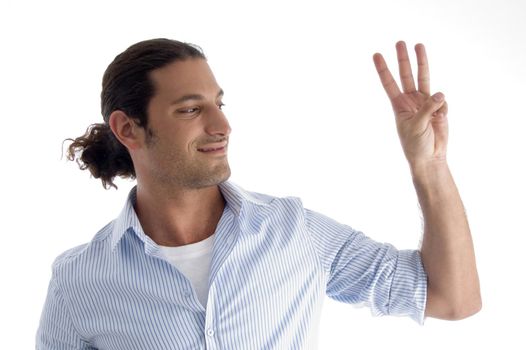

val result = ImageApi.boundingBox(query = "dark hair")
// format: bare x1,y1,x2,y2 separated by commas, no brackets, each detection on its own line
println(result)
65,38,206,189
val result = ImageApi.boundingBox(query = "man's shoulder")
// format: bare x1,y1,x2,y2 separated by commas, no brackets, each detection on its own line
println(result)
244,188,282,204
224,181,303,207
234,185,308,222
51,220,115,272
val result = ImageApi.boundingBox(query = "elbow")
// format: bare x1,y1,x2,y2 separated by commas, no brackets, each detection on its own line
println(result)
426,288,482,321
446,297,483,321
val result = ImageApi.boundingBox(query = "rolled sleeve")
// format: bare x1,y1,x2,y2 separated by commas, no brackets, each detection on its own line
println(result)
388,249,428,325
304,208,428,325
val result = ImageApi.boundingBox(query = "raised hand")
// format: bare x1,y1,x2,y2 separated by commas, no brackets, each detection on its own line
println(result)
373,41,449,170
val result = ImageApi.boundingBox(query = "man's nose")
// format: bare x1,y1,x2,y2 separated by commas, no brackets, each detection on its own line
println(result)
204,106,231,137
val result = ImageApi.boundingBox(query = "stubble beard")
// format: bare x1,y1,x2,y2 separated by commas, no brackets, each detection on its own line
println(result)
146,128,231,191
181,157,231,189
154,150,231,190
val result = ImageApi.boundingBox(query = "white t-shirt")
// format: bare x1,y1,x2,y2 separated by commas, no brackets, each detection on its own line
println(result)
159,233,216,309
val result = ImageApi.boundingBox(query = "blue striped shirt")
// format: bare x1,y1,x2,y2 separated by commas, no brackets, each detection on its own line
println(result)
36,181,427,349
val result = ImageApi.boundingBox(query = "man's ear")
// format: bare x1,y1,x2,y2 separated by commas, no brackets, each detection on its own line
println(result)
108,111,143,151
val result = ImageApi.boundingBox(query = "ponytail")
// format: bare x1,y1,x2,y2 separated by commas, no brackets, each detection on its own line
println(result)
65,123,135,189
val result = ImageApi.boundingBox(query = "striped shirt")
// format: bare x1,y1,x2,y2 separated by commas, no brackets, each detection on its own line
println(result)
36,181,427,349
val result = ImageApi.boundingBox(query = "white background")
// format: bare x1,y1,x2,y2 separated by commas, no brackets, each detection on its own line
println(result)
1,0,525,348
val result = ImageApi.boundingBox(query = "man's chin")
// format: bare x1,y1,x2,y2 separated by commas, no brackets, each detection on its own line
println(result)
214,168,231,185
191,166,231,189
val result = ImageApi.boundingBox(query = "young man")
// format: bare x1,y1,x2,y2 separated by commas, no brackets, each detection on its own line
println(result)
36,38,481,349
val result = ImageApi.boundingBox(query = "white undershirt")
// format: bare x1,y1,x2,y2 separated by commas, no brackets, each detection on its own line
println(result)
159,233,216,309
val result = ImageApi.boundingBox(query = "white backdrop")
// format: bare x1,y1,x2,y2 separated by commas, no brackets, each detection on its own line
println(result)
1,0,525,348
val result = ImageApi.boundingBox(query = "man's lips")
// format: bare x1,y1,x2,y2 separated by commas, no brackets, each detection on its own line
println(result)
197,141,228,152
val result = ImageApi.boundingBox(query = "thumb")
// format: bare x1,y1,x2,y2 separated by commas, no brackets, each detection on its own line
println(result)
415,92,446,126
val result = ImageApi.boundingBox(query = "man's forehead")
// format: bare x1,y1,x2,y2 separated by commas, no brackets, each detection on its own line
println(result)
150,59,219,95
169,89,224,106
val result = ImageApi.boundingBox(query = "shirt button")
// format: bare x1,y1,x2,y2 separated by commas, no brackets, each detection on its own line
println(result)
184,290,191,297
207,328,214,337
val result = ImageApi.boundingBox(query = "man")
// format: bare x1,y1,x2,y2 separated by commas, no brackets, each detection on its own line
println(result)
36,38,481,349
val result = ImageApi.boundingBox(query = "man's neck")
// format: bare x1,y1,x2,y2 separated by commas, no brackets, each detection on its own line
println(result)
134,182,226,247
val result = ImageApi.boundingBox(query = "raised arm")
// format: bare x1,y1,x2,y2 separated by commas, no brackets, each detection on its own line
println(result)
372,41,481,320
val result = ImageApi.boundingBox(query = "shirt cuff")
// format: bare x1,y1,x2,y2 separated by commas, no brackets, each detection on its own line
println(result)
388,249,428,325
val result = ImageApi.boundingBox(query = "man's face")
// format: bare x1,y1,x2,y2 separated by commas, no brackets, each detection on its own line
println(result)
138,58,231,190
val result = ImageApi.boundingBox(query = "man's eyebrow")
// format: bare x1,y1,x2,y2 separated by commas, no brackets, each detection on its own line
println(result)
170,89,224,105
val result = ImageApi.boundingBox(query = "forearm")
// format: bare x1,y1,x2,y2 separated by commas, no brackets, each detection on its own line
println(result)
411,161,481,320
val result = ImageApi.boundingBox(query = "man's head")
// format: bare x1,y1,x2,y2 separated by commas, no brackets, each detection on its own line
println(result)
66,38,231,190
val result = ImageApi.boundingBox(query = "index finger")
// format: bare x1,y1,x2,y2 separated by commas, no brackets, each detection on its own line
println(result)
373,52,401,101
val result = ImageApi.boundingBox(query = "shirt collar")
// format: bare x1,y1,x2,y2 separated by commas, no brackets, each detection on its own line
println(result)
217,181,273,216
110,180,272,250
110,186,143,250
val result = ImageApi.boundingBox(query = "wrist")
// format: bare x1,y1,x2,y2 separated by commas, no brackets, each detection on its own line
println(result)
409,159,449,179
410,159,451,186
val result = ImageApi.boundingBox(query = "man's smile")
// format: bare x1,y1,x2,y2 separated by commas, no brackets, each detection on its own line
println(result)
197,141,228,153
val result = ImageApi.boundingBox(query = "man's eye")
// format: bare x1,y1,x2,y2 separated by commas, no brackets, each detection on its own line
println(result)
218,102,226,110
179,107,199,114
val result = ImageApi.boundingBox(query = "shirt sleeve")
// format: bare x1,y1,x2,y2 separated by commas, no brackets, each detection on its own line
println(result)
36,275,93,349
304,208,428,325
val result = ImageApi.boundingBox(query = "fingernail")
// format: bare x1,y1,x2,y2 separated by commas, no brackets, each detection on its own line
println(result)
432,93,444,102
